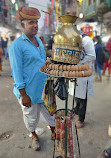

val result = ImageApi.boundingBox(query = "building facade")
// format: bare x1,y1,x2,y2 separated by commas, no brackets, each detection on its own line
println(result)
43,0,81,35
0,0,25,30
81,0,111,36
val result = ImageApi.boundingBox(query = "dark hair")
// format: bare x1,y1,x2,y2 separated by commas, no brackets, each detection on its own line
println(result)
95,36,102,44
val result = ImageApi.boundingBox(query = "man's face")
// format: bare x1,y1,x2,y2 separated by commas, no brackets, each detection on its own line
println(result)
22,19,38,36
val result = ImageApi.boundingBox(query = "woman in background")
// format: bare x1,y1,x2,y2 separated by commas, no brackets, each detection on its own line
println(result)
94,36,104,82
102,38,111,77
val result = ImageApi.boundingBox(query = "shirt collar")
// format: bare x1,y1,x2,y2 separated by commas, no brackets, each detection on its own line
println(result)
21,32,39,42
21,32,42,49
21,32,46,60
22,32,29,40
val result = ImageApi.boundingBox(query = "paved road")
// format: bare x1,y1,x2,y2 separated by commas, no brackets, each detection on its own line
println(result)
0,59,111,158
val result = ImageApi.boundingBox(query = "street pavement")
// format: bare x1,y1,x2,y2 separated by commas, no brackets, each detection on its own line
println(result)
0,59,111,158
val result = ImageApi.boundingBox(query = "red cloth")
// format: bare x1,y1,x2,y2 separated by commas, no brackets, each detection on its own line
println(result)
106,38,111,54
16,6,41,20
104,38,111,69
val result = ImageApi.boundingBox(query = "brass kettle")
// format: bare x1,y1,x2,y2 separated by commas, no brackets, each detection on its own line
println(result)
52,14,82,65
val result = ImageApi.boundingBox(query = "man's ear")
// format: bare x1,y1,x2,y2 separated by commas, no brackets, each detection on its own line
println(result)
21,22,25,29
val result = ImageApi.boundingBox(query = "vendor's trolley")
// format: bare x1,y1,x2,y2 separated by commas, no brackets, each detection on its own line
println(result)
53,77,81,158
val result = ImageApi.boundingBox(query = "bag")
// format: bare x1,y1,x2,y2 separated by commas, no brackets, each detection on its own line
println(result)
97,46,110,64
42,79,56,115
54,77,68,100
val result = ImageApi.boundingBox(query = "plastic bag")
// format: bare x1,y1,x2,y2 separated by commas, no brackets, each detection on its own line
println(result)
54,77,68,100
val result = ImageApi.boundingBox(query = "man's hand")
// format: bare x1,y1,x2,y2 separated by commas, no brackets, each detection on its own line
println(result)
46,50,52,57
19,88,31,107
21,94,31,107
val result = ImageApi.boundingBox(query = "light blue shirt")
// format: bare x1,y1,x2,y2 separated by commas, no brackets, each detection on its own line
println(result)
9,32,48,104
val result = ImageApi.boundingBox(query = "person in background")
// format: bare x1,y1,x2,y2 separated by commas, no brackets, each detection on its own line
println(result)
46,36,54,58
94,36,104,82
0,31,2,46
10,35,16,43
39,36,46,45
40,36,51,57
8,33,16,50
47,36,54,51
39,36,47,53
102,37,111,77
9,6,55,151
1,33,8,59
0,45,3,76
8,33,16,77
74,34,96,128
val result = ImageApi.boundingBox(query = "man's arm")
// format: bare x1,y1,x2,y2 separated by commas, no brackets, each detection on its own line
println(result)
79,36,96,64
9,43,31,107
79,55,96,64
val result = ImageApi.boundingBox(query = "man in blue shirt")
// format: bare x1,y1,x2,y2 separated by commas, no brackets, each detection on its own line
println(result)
9,6,55,151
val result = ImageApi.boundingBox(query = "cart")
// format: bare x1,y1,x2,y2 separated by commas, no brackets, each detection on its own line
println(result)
53,77,81,158
40,61,92,158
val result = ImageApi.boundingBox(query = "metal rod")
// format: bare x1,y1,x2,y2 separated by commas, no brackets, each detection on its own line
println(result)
65,97,68,158
75,124,81,158
72,78,81,158
65,78,69,158
72,78,77,112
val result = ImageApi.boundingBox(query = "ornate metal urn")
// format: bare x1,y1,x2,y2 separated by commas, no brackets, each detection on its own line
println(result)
52,14,82,65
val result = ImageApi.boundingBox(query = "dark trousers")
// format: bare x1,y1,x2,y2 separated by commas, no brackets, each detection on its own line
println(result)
74,93,87,122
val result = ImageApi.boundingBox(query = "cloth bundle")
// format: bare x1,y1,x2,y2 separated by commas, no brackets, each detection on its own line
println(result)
42,78,56,115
